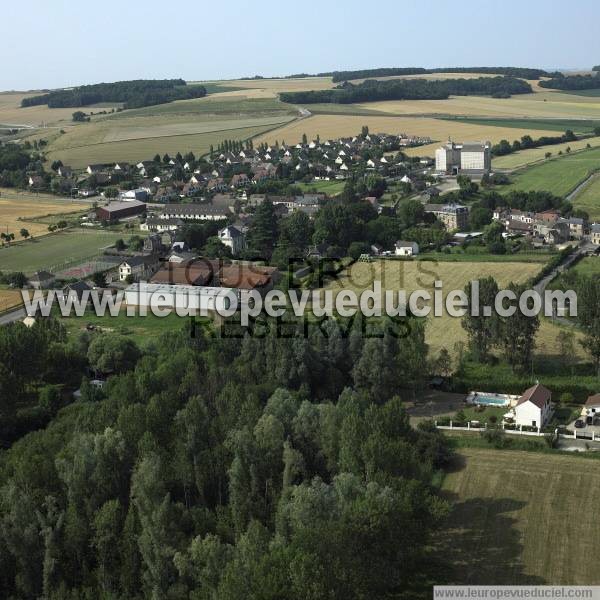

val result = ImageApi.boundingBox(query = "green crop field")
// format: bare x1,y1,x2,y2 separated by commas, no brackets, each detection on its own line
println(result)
0,229,123,273
570,173,600,219
502,145,600,196
492,136,600,169
439,448,600,584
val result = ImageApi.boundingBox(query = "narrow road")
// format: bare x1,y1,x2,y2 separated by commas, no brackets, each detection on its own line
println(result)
566,171,599,203
0,306,26,326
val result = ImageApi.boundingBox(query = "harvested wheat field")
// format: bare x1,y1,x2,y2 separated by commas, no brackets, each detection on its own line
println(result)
0,189,88,238
0,290,24,313
440,448,600,584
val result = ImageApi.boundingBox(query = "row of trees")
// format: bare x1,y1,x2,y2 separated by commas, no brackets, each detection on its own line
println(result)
492,130,578,157
280,77,533,104
327,66,554,82
539,73,600,91
21,79,207,109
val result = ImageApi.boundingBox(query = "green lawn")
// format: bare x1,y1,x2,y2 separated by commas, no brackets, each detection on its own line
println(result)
0,229,124,274
570,173,600,219
59,310,187,347
297,180,346,196
439,448,600,584
503,145,600,196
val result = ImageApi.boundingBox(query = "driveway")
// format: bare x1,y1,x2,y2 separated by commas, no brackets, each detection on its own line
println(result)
406,390,467,425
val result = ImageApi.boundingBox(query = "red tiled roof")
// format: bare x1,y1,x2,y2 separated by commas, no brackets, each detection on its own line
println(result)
585,393,600,407
516,384,551,409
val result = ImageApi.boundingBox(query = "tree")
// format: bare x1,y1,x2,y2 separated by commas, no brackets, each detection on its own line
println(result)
557,330,576,375
87,333,141,374
114,238,126,251
92,271,107,287
19,228,30,239
433,347,452,377
203,236,232,259
462,277,500,363
497,282,540,373
578,277,600,376
246,200,277,259
398,199,424,227
72,111,88,122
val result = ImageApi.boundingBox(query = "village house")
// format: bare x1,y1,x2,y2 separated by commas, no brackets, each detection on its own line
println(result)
581,394,600,420
218,225,246,255
118,255,159,282
568,216,586,240
395,241,419,256
591,224,600,245
424,203,469,231
514,383,552,428
62,280,92,303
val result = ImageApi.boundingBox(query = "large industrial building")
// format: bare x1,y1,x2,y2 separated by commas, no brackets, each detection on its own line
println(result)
435,141,492,175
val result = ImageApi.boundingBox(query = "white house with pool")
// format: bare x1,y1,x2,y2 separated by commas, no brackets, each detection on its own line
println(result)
467,383,553,429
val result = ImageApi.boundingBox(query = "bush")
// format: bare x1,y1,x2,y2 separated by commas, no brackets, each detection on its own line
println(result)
560,392,574,404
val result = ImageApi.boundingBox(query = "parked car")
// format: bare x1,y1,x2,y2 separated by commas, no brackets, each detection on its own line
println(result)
575,419,585,428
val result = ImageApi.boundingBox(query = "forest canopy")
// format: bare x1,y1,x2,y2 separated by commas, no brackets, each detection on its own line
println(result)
20,79,207,110
280,76,533,104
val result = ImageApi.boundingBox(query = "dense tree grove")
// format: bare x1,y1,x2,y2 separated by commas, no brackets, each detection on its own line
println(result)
327,67,553,83
539,73,600,91
21,79,207,110
280,77,533,104
0,314,452,599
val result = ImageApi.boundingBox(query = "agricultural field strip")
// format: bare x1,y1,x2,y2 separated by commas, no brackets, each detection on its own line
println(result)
441,448,600,584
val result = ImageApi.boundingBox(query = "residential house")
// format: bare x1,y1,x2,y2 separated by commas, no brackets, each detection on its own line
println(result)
154,186,178,203
591,224,600,245
568,217,586,240
62,280,92,303
514,383,552,428
424,203,469,231
395,241,419,256
86,164,106,175
118,255,159,282
581,394,600,420
218,225,246,255
28,175,44,187
57,165,73,178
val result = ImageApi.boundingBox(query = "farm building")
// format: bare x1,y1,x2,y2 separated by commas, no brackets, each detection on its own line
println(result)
96,200,146,223
159,204,230,221
514,383,552,428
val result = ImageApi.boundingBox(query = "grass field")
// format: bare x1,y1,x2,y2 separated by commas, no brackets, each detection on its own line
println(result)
59,310,184,346
570,173,600,219
42,95,299,167
568,256,600,277
492,136,600,169
46,123,285,168
0,229,124,274
502,145,600,196
440,447,600,584
0,188,88,237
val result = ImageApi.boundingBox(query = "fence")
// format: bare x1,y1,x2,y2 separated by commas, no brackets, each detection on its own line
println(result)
435,421,600,443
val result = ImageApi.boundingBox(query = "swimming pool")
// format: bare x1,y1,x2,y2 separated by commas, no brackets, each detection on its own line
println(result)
472,395,509,406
